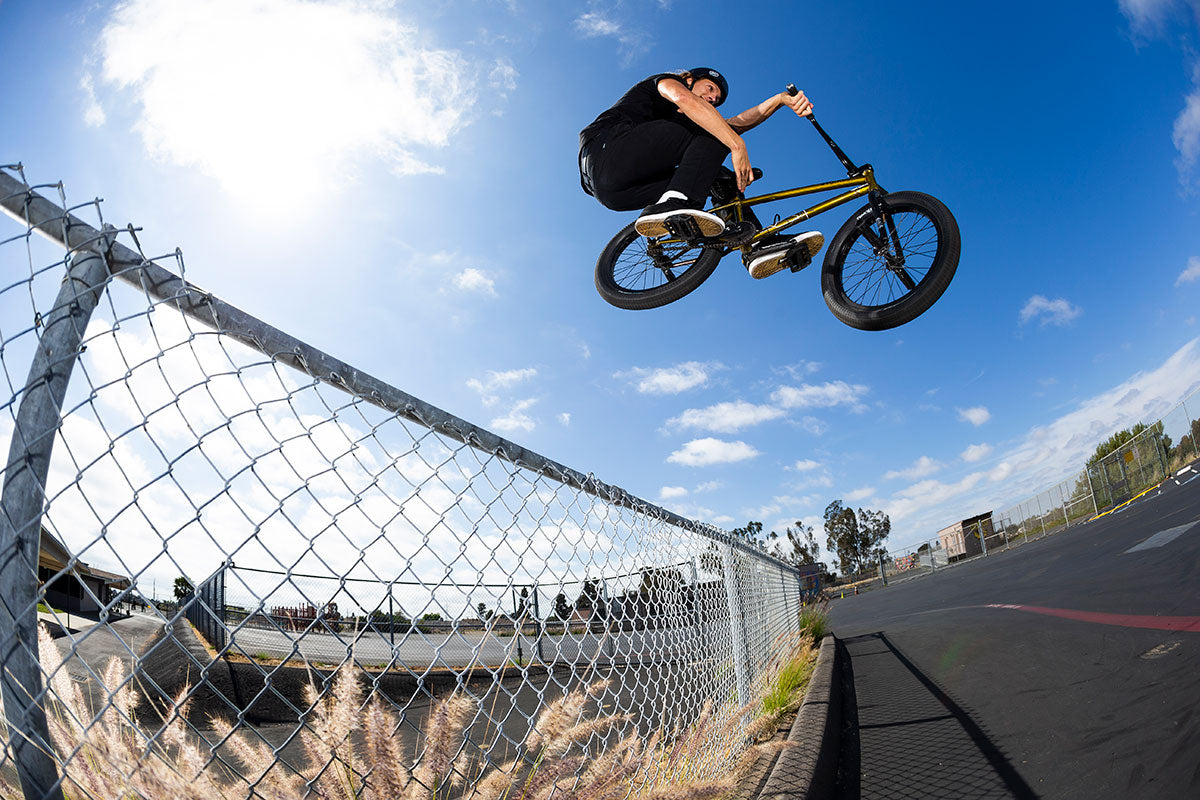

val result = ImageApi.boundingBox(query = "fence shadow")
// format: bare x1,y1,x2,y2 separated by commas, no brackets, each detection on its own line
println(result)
836,632,1038,800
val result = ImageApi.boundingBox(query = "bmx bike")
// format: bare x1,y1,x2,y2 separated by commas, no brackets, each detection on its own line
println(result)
593,85,961,331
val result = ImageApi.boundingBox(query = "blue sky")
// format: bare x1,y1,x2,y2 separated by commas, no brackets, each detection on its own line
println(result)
3,0,1200,569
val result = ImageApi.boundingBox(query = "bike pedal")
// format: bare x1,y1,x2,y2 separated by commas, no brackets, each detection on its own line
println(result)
787,246,813,273
718,221,758,247
665,215,703,240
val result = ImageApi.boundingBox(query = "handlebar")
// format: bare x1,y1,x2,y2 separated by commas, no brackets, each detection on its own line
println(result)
786,83,861,175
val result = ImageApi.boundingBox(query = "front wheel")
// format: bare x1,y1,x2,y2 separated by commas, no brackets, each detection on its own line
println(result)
595,222,723,310
822,191,960,331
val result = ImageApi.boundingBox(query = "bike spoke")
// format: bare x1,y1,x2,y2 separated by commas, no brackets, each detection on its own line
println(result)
611,236,705,292
840,208,937,307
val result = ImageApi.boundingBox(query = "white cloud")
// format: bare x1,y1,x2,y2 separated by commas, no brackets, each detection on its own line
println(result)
988,462,1013,482
694,480,723,493
771,381,869,412
1019,295,1082,326
490,398,537,433
667,438,760,467
961,443,993,463
96,0,480,211
1175,88,1200,185
793,472,834,490
659,486,689,500
1175,256,1200,285
778,361,823,380
884,472,986,526
799,417,828,436
574,12,622,37
1118,0,1177,34
667,400,785,433
488,58,518,93
617,362,720,395
743,503,781,519
845,486,875,503
791,459,821,472
1118,3,1200,186
572,11,651,63
557,413,571,426
957,406,991,426
80,75,106,127
468,368,536,395
453,268,497,296
884,456,941,480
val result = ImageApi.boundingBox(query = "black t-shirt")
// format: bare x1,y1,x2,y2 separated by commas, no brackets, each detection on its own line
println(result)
580,73,701,143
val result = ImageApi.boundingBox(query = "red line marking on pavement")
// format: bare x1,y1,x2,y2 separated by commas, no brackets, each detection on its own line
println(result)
983,604,1200,632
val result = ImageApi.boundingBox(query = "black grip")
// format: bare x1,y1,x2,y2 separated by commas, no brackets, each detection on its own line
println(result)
786,83,799,96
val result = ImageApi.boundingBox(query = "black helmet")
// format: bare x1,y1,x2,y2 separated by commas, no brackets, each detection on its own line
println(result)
688,67,728,107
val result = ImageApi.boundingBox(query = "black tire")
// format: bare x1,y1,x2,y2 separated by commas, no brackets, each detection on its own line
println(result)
821,190,960,331
595,221,723,310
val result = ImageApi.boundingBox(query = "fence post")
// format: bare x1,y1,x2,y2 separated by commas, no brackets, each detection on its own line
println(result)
928,539,937,572
601,577,615,661
691,557,710,655
1183,399,1196,463
1086,468,1099,517
719,543,751,704
531,584,544,664
877,552,888,585
978,521,989,556
0,234,114,800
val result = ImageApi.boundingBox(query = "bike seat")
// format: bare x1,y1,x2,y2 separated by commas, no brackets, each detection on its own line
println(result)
710,167,764,202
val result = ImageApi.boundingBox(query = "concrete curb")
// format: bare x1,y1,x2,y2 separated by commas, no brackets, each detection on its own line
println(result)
759,634,841,800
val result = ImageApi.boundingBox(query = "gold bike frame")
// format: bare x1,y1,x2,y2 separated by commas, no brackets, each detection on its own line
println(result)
709,165,884,249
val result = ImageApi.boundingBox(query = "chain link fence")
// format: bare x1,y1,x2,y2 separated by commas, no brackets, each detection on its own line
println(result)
0,166,810,800
864,384,1200,589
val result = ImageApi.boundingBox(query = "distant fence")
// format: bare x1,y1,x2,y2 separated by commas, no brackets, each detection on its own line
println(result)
860,386,1199,587
0,166,808,799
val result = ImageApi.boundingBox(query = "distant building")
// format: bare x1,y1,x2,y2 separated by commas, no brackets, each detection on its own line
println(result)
938,512,994,562
37,527,132,614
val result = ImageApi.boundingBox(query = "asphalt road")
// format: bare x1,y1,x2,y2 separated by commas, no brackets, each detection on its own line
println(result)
226,620,728,668
828,470,1200,799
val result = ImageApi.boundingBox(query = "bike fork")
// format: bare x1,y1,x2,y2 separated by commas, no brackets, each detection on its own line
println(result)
862,192,917,290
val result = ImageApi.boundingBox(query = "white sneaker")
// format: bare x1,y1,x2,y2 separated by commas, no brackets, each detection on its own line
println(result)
635,198,726,238
746,231,825,280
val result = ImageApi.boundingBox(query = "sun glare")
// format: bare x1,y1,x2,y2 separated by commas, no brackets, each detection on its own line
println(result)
96,0,473,213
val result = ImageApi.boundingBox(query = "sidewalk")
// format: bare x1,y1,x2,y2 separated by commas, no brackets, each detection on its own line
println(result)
836,633,1037,799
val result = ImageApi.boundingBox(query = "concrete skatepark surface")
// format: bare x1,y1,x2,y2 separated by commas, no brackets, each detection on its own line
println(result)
829,472,1200,798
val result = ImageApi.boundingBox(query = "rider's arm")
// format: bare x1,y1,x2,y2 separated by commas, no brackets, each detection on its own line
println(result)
726,89,813,133
657,78,753,190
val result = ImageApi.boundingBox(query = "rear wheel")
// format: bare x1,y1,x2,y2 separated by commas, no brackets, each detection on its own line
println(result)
595,222,723,310
821,191,960,330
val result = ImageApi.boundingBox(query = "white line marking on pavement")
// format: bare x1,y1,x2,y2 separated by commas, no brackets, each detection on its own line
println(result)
1124,522,1197,553
1140,641,1182,659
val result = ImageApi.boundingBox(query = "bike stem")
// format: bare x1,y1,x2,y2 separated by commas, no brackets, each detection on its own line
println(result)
786,83,862,176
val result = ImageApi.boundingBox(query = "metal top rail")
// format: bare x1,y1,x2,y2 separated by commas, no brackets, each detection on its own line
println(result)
0,167,798,574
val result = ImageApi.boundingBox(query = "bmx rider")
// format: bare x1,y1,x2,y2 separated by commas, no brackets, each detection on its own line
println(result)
579,68,825,279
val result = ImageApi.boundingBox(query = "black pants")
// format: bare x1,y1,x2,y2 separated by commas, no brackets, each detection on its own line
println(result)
583,120,729,212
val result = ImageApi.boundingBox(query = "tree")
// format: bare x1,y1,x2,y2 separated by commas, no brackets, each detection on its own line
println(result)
785,522,820,565
730,521,767,550
173,576,194,602
823,500,891,575
514,587,530,620
1086,421,1169,466
575,579,606,617
553,592,571,620
476,602,493,622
